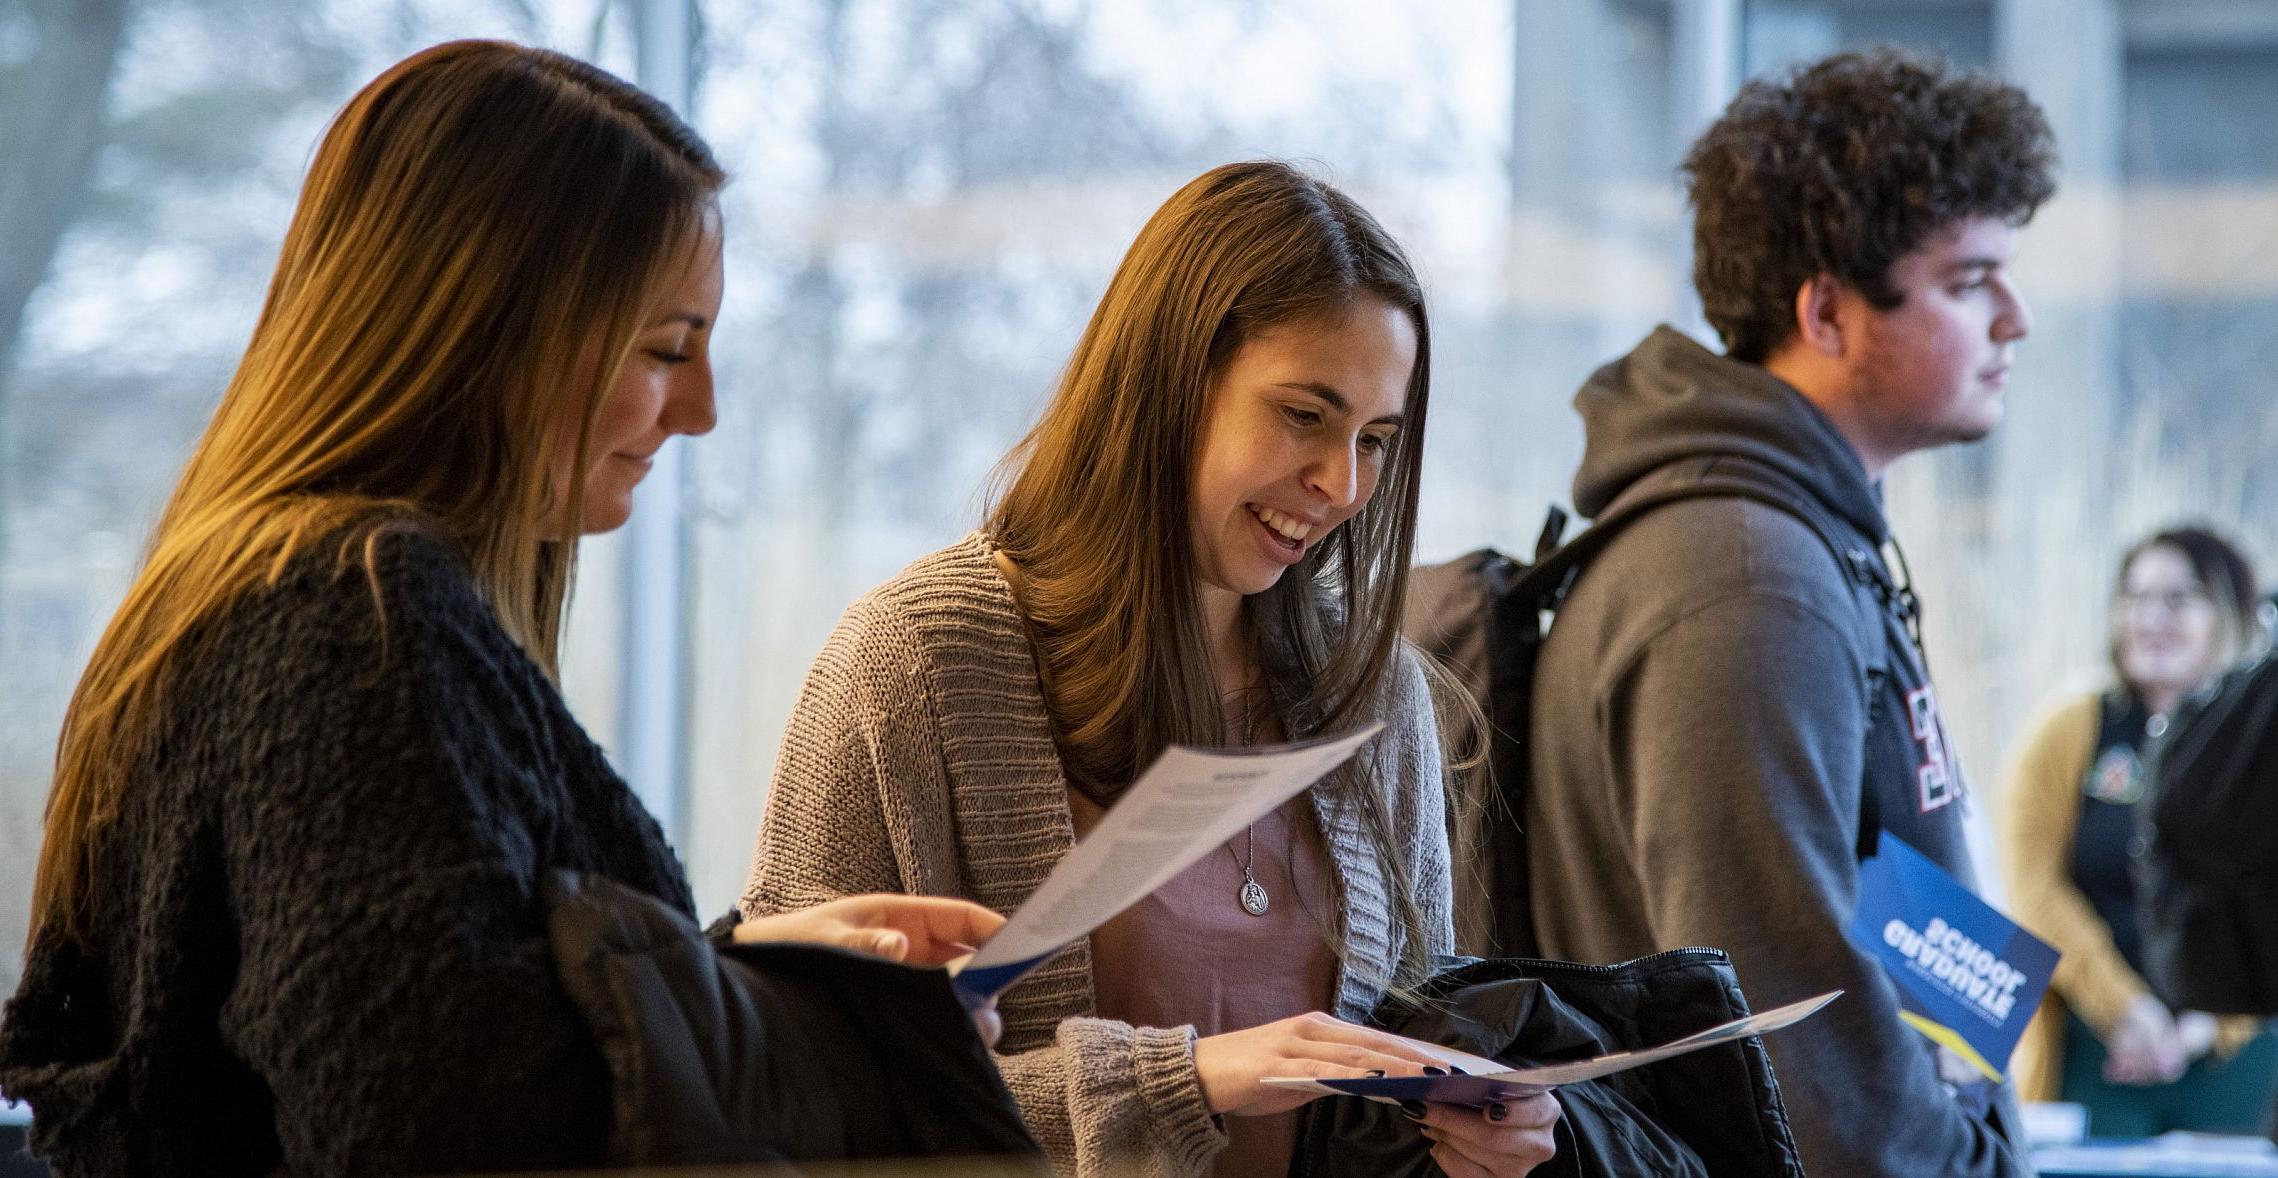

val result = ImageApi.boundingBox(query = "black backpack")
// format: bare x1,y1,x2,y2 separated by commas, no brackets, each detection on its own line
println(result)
1404,460,1888,958
2140,642,2278,1015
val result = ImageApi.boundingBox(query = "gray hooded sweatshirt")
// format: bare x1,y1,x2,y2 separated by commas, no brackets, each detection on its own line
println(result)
1526,326,2026,1176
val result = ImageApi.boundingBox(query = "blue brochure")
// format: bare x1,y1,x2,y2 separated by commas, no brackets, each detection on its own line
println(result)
1847,835,2059,1081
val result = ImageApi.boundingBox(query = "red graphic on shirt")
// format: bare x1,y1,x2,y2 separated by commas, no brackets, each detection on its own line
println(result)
1907,686,1960,813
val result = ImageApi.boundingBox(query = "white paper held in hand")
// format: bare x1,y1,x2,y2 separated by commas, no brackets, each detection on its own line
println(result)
1260,990,1843,1107
948,722,1384,1008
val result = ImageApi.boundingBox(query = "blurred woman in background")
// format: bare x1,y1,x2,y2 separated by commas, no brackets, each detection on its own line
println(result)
2003,525,2278,1136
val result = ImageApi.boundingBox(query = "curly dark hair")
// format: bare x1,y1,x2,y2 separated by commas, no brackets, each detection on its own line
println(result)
1684,48,2058,363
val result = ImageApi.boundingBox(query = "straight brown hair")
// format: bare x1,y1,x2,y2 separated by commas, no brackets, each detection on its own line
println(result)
30,40,726,942
988,160,1441,986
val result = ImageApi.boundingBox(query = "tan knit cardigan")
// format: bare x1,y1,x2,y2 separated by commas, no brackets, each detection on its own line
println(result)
741,533,1454,1177
1999,689,2261,1100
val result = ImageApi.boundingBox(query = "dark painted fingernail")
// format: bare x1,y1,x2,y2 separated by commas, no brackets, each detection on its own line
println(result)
1487,1102,1510,1122
1450,1066,1468,1075
1363,1069,1386,1078
1400,1099,1428,1121
1421,1065,1448,1076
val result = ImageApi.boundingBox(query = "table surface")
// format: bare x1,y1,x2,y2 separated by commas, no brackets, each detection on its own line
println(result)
2034,1135,2278,1177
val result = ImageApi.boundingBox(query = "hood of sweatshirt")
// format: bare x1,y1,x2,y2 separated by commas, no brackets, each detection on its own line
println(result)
1570,325,1889,544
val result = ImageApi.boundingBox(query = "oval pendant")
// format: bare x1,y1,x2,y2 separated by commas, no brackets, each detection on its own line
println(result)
1240,878,1271,917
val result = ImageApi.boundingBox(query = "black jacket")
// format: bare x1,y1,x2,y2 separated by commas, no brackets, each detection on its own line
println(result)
0,528,1028,1174
543,870,1039,1168
1293,950,1804,1178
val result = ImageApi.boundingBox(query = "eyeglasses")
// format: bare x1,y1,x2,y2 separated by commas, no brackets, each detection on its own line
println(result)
2118,586,2213,614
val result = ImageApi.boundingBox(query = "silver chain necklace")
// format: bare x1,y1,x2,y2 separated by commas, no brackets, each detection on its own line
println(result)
1226,682,1271,917
1233,827,1270,916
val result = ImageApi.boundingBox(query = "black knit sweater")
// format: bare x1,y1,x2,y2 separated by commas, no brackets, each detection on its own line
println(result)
0,529,693,1175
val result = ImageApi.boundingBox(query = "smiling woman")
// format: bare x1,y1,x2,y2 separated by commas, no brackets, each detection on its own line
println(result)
743,160,1561,1178
2003,525,2278,1137
1189,303,1415,611
0,39,1024,1175
570,222,725,534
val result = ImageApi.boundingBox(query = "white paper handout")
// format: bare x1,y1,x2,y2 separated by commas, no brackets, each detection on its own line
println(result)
948,722,1384,1008
1261,990,1843,1107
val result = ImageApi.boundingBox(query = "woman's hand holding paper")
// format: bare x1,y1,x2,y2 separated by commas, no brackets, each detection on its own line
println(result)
1192,1011,1455,1117
731,895,1008,1046
731,894,1005,965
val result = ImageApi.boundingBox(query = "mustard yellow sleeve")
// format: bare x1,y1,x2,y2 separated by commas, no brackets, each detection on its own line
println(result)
2214,1014,2268,1060
1999,691,2154,1036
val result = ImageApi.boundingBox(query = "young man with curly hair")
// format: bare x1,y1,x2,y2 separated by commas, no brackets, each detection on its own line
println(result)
1524,49,2056,1175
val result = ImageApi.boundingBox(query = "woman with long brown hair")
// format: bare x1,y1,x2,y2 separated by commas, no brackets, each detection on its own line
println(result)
744,161,1559,1177
0,40,1009,1174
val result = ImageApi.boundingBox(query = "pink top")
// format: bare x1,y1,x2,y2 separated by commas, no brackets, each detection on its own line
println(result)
1071,787,1344,1178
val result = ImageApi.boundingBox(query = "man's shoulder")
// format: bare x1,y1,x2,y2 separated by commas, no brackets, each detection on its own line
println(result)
1532,492,1885,705
1579,493,1864,615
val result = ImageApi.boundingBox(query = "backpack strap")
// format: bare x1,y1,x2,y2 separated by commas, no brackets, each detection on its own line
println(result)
1525,460,1894,862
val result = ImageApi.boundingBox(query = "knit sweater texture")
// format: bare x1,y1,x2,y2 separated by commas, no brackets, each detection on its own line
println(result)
740,532,1453,1178
0,528,692,1175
